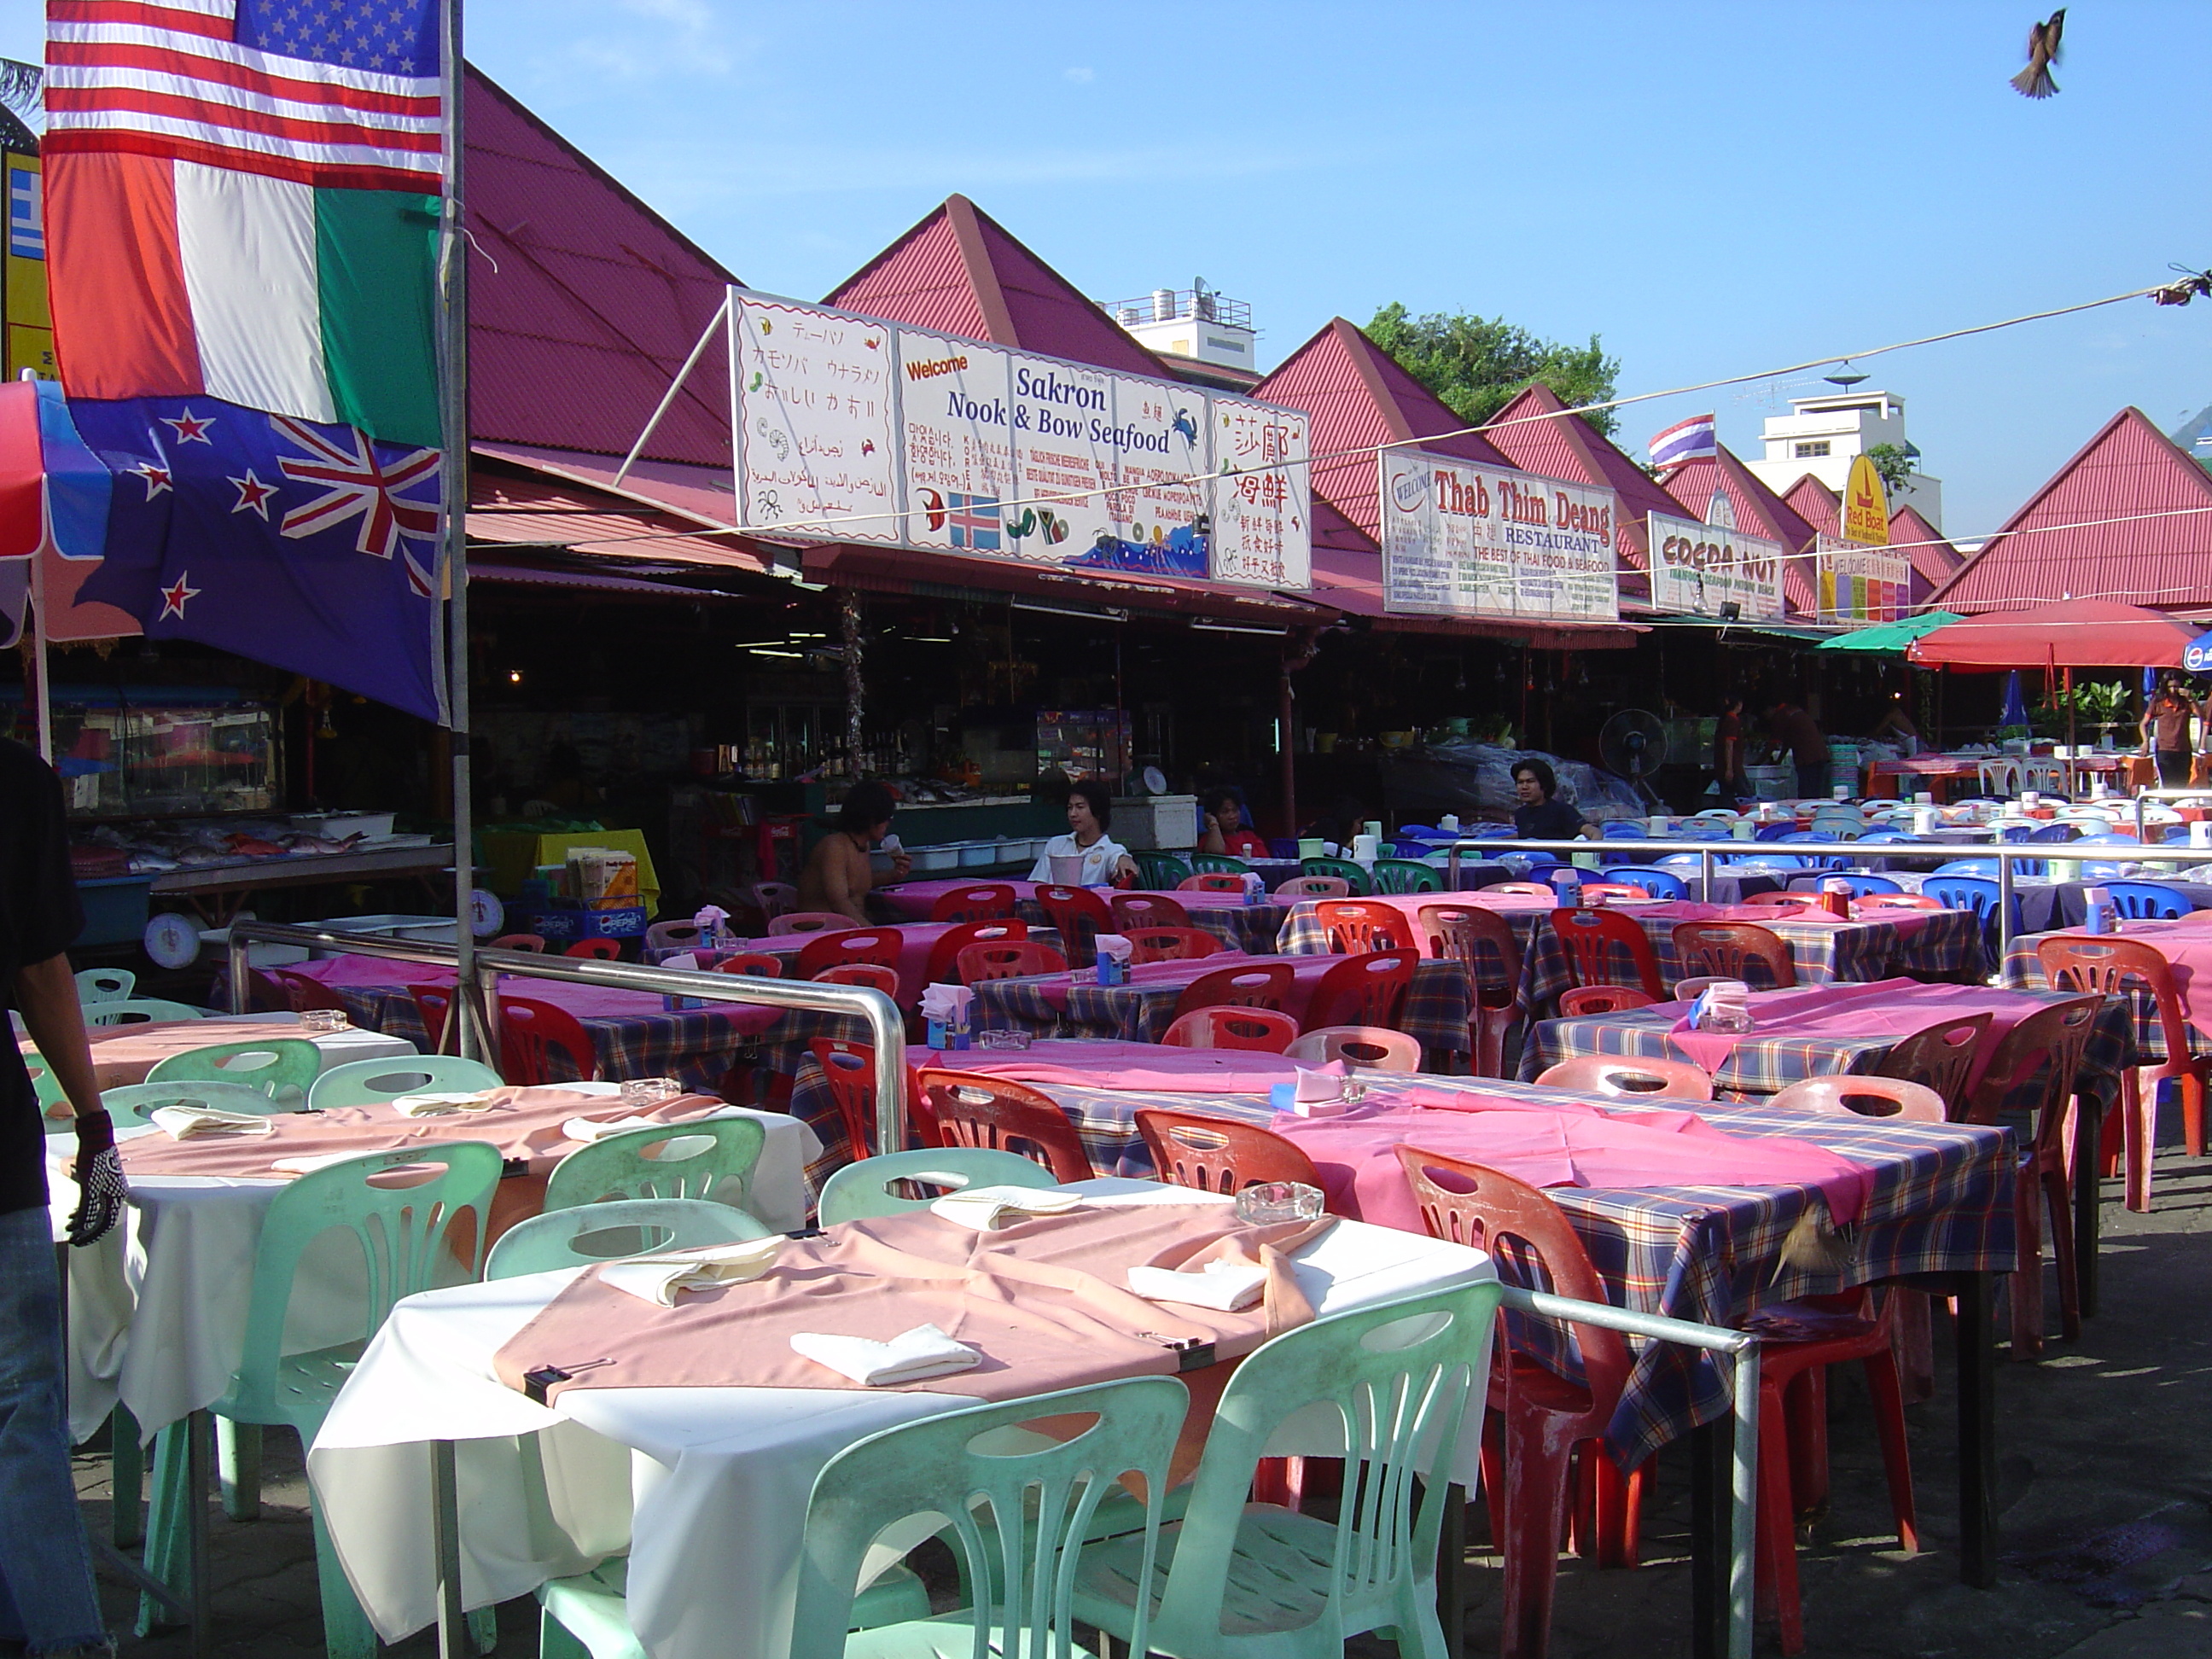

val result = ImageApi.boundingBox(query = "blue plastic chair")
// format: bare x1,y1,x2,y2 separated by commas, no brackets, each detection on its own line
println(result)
486,1196,771,1279
2102,881,2192,920
1934,859,1999,877
1601,866,1686,899
1753,822,1799,841
817,1147,1061,1225
1923,875,2021,950
1854,830,1911,844
1598,820,1646,841
305,1054,504,1111
2030,822,2078,842
1785,872,1901,899
1720,853,1807,870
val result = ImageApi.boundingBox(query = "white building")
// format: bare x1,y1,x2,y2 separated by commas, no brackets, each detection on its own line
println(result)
1743,387,1943,527
1105,282,1260,392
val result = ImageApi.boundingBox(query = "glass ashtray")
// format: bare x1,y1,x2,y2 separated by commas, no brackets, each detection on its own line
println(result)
975,1028,1033,1051
299,1008,349,1034
1235,1181,1325,1225
620,1076,684,1108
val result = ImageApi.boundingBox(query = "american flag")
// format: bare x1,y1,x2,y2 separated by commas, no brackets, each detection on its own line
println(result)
44,0,444,193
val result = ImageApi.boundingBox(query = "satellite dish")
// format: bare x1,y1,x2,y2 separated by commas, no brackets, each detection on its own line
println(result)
143,911,201,970
1598,710,1671,808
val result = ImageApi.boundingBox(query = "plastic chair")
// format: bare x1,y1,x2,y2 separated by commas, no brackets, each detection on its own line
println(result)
928,883,1021,923
1134,849,1195,888
1301,949,1419,1033
1578,883,1650,902
1784,872,1901,899
746,881,798,922
1159,1005,1299,1051
486,1196,771,1279
84,998,209,1027
1742,891,1818,910
1123,926,1223,964
956,940,1068,983
304,1054,504,1111
1932,859,1998,877
915,1068,1094,1182
490,932,547,952
1870,1012,1992,1117
1600,866,1686,899
1073,1284,1493,1659
816,1146,1062,1224
813,961,901,998
1283,1025,1421,1072
1488,882,1558,898
767,911,856,936
140,1144,501,1659
77,967,137,1002
1170,962,1296,1022
921,921,1028,988
1854,893,1942,913
1313,899,1413,954
807,1038,887,1160
1769,1076,1947,1121
711,952,785,976
1557,986,1656,1017
144,1036,322,1103
1179,872,1252,893
1371,858,1443,895
1133,1109,1324,1198
1300,855,1373,896
1419,904,1523,1080
1192,853,1252,876
795,927,904,979
102,1079,294,1126
1671,922,1797,992
2036,939,2203,1213
1274,875,1351,899
268,969,351,1014
26,1049,71,1126
1534,1054,1713,1100
1035,883,1112,968
542,1115,767,1211
643,921,705,954
1110,891,1192,930
498,996,600,1085
562,938,623,960
1547,908,1667,1002
408,983,457,1051
2102,880,2191,919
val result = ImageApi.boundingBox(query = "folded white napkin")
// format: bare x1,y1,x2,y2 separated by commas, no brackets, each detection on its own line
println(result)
789,1324,981,1387
598,1237,785,1306
391,1091,501,1117
918,982,975,1022
559,1114,681,1144
149,1104,275,1140
1126,1259,1268,1313
1294,1062,1347,1104
1093,933,1134,963
928,1185,1086,1231
271,1151,362,1176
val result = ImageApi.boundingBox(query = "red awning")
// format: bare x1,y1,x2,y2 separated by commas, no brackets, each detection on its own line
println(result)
1906,598,2199,670
0,380,41,561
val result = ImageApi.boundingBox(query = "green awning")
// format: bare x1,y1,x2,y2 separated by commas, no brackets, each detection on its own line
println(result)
1815,610,1964,654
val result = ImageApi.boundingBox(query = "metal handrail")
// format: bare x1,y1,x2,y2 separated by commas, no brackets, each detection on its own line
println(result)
2132,785,2212,843
224,922,908,1155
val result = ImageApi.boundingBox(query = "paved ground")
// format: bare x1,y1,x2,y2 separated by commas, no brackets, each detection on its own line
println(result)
61,1139,2212,1659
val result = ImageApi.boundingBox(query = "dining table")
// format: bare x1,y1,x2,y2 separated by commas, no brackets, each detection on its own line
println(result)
1999,913,2212,1065
44,1010,421,1092
647,922,1066,1007
872,878,1290,956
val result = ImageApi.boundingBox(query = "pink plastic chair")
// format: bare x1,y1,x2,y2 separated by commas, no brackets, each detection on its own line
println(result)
1534,1054,1714,1101
1274,875,1352,899
1159,1006,1300,1051
767,911,857,936
1283,1026,1421,1072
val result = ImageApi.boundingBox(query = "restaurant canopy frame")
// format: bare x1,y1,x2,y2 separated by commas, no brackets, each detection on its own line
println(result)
1906,598,2200,671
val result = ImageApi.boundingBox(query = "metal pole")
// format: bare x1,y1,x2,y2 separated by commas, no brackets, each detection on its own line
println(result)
613,294,731,490
1997,845,2017,963
438,0,478,1060
432,1440,468,1659
1699,845,1714,904
28,542,52,762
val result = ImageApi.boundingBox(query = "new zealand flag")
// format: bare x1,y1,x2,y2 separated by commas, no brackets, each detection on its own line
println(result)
68,395,446,723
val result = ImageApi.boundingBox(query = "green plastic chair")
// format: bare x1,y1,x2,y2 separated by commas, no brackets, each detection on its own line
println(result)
137,1143,504,1655
1191,854,1249,876
102,1079,294,1126
26,1049,73,1127
1073,1280,1500,1659
486,1196,771,1279
1134,849,1195,889
306,1054,504,1111
542,1115,767,1213
1370,859,1443,896
77,966,137,1002
85,997,208,1027
1300,857,1373,897
816,1147,1061,1225
146,1036,323,1104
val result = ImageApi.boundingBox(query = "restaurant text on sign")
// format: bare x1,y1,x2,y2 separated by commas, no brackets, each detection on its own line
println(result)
1646,509,1785,620
1378,450,1621,621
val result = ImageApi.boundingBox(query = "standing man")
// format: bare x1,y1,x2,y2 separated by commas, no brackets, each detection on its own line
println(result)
1767,696,1831,800
3,736,125,1659
1712,695,1753,806
2141,676,2200,789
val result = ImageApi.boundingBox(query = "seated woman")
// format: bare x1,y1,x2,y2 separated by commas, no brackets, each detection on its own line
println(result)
796,780,911,923
1197,787,1270,858
1511,758,1599,842
1029,778,1139,886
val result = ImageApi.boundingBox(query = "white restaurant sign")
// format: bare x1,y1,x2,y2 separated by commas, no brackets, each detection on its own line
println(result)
730,290,1310,590
1645,509,1784,619
1377,451,1620,620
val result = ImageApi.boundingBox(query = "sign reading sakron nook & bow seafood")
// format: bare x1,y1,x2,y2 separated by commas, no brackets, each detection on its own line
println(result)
1646,509,1784,619
1377,451,1619,620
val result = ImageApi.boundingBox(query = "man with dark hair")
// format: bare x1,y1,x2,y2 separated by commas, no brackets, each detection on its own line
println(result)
1198,788,1268,858
1766,698,1831,800
1511,759,1598,842
797,780,910,923
3,736,121,1659
1029,778,1138,885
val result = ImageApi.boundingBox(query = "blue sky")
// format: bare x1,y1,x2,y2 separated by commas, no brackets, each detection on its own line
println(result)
9,1,2210,534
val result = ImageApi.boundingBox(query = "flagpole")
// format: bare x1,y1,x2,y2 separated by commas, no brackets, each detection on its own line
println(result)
439,0,478,1061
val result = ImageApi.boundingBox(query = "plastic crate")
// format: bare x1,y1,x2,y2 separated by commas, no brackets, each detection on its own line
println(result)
74,876,154,948
509,905,648,941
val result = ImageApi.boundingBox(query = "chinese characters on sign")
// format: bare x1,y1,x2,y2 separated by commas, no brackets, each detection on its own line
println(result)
732,296,899,542
1816,534,1911,626
1377,451,1620,620
1211,396,1311,588
1646,510,1784,619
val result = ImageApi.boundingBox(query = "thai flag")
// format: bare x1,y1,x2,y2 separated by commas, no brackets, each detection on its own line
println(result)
1649,413,1718,471
946,492,999,550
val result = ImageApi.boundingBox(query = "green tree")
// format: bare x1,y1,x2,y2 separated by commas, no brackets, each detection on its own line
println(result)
1365,303,1621,435
1864,442,1914,496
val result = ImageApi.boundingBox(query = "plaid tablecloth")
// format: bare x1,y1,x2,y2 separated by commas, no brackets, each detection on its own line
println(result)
1517,980,2135,1109
1999,926,2212,1065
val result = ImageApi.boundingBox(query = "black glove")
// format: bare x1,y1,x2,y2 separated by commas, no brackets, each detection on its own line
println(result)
67,1109,129,1248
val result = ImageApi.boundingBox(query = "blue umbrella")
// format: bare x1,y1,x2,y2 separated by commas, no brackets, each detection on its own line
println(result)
2147,665,2164,696
2000,671,2029,728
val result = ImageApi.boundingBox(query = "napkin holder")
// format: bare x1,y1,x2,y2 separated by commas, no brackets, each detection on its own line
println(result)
1093,934,1133,986
921,982,975,1050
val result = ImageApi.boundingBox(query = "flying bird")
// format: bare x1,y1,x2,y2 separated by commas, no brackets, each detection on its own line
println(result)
2011,9,2064,98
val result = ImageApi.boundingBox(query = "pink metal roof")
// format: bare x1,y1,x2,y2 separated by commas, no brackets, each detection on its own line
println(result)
1930,406,2212,614
469,464,765,572
1888,504,1964,606
1659,446,1821,616
824,195,1164,376
466,69,738,468
1780,474,1840,537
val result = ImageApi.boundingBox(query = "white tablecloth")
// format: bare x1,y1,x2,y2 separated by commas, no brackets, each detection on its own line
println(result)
76,1010,422,1091
306,1179,1495,1659
54,1086,823,1442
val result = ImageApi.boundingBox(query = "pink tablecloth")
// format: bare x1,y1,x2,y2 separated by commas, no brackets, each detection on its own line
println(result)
1662,976,2046,1084
1267,1086,1875,1232
2038,916,2212,1035
1020,952,1353,1024
871,879,1051,923
288,954,783,1034
901,1038,1301,1094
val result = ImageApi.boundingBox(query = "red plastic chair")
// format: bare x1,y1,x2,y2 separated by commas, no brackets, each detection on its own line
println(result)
1034,884,1112,967
1301,949,1418,1033
1273,875,1351,899
1548,909,1667,1003
406,983,456,1051
1487,882,1557,898
1420,903,1524,1080
1768,1075,1947,1121
1578,882,1650,902
489,933,547,953
1109,892,1191,930
746,881,798,922
270,969,349,1014
1122,926,1222,965
1284,1026,1421,1072
563,938,622,960
795,928,904,980
1556,986,1656,1017
1177,873,1250,893
1871,1012,1992,1118
921,921,1028,988
710,952,784,977
955,940,1068,984
644,921,707,953
1169,962,1296,1022
809,1038,882,1160
1159,1005,1299,1051
928,883,1021,923
812,961,900,998
915,1068,1094,1183
2038,936,2207,1212
1854,893,1942,913
1743,891,1818,911
1135,1107,1323,1192
1670,922,1796,992
1312,899,1412,954
1534,1054,1713,1100
766,911,854,936
498,996,599,1086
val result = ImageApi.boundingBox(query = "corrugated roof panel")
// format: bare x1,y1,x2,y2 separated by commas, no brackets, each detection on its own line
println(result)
1660,446,1821,616
469,467,765,571
1930,407,2212,614
1781,474,1840,538
824,206,991,341
1889,504,1963,606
